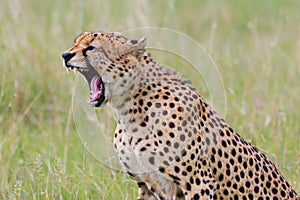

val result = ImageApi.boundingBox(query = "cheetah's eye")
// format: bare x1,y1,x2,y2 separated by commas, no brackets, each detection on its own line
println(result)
86,46,96,51
83,46,96,56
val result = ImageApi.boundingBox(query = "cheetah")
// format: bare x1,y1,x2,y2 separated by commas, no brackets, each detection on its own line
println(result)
61,31,299,200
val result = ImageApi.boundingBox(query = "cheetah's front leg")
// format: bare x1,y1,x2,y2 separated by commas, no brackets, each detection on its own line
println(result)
136,173,184,200
137,182,157,200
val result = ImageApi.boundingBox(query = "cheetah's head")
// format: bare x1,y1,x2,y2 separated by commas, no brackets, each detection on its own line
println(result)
61,31,146,107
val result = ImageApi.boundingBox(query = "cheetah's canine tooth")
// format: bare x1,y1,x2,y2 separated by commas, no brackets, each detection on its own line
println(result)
73,67,79,74
66,68,71,74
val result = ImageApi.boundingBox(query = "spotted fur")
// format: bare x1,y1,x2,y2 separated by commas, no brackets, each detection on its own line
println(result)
62,31,299,200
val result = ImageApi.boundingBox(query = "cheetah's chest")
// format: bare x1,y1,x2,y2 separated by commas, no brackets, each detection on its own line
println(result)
113,126,155,174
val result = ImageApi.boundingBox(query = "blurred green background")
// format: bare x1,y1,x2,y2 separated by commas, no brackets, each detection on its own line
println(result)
0,0,299,199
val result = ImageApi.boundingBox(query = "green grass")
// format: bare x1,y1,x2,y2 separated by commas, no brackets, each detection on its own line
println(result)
0,0,299,199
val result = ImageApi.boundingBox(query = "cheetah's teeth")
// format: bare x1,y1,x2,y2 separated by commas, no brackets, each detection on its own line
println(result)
73,67,79,74
66,68,71,74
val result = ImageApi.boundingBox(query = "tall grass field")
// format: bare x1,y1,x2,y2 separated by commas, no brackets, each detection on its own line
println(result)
0,0,299,199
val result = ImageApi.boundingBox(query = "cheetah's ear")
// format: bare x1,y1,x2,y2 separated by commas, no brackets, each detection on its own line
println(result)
128,36,147,58
133,37,147,50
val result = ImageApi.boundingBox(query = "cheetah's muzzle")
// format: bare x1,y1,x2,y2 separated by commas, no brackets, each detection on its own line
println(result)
61,52,105,107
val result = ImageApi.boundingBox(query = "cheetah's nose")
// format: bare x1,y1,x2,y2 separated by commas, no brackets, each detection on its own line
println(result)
61,52,75,63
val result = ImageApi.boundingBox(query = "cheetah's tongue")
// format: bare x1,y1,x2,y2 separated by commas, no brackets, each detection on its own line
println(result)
88,76,102,104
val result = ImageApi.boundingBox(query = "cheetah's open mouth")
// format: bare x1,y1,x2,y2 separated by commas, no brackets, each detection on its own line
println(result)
65,65,106,108
79,67,105,107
